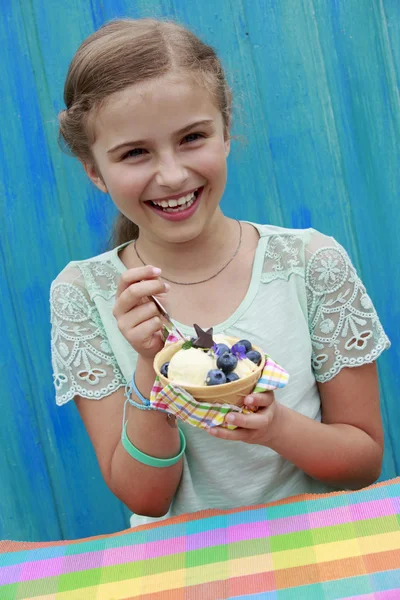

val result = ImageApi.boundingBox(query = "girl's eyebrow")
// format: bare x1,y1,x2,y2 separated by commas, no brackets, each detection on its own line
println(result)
107,119,214,154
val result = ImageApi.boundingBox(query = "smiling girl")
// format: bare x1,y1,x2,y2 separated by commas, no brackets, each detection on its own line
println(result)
51,18,390,528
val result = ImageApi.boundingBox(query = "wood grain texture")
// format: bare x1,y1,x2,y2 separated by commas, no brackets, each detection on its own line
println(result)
0,0,398,541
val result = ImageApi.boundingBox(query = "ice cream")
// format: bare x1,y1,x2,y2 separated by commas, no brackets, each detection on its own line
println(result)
233,357,258,378
161,325,261,388
168,347,215,387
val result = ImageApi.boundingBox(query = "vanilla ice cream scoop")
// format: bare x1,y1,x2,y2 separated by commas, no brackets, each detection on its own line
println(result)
233,357,258,378
168,347,216,387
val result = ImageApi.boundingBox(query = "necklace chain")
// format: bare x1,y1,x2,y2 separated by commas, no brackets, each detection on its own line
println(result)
134,220,243,286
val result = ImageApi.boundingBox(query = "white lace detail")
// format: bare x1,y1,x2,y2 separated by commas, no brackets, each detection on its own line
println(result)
261,234,305,282
258,229,390,382
78,260,118,301
305,240,390,382
50,267,125,406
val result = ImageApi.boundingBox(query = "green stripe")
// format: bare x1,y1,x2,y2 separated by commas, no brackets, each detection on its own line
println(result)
0,584,18,600
271,515,399,552
228,537,271,559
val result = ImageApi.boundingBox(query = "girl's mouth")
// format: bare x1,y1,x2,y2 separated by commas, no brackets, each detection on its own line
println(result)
146,187,203,222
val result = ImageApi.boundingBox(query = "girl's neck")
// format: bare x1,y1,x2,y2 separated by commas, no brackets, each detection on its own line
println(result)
128,212,241,282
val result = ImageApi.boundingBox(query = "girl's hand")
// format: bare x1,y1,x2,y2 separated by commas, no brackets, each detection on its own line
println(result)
113,265,169,360
207,391,281,446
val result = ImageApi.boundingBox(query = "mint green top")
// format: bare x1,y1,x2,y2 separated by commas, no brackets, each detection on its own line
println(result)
50,224,390,528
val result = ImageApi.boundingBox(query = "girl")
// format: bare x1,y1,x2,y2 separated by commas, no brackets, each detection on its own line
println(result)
51,18,390,528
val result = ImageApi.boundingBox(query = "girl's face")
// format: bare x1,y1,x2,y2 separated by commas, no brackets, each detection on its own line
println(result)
86,73,230,244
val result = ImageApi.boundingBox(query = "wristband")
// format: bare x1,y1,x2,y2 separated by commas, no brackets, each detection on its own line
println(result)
125,371,155,411
121,421,186,468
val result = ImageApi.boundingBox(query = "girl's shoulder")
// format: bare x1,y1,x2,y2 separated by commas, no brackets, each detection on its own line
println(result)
250,223,339,283
50,243,127,302
250,222,332,245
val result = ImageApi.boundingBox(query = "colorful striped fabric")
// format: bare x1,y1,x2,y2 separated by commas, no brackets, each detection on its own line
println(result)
149,355,289,430
1,478,400,599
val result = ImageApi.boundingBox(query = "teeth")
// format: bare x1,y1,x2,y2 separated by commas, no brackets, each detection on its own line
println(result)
152,190,198,210
164,197,195,213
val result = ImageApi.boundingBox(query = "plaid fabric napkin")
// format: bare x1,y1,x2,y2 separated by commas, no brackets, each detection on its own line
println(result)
149,332,289,429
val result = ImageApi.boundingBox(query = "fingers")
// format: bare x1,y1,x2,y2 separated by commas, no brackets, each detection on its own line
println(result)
207,426,248,442
123,315,164,349
224,406,272,430
115,265,162,300
114,277,168,319
244,392,275,409
113,266,170,358
117,300,160,331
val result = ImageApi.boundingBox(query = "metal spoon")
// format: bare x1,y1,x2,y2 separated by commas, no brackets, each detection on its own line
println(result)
149,295,187,341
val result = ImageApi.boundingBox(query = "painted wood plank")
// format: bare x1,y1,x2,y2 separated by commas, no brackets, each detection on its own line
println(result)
0,0,398,542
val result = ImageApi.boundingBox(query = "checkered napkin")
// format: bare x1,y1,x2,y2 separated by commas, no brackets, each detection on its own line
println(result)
149,332,289,429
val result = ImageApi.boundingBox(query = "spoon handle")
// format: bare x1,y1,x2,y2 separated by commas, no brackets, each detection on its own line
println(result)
149,295,186,341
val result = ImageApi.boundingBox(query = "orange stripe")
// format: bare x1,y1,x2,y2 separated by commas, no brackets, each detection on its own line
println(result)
275,555,367,589
133,571,277,600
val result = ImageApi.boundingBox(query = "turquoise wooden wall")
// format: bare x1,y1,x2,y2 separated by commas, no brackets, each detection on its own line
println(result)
0,0,399,542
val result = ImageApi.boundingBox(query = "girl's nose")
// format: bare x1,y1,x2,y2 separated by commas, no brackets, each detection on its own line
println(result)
155,155,189,190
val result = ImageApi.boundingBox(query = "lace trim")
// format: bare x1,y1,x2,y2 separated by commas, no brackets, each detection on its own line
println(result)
305,244,390,382
258,232,389,381
50,280,125,405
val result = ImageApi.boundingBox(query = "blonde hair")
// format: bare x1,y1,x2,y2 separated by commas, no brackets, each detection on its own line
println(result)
58,18,232,246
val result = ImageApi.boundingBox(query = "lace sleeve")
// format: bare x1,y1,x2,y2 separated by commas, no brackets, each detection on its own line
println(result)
305,231,390,383
50,265,126,406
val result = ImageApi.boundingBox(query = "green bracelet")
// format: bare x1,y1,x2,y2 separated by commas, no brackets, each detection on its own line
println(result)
121,421,186,468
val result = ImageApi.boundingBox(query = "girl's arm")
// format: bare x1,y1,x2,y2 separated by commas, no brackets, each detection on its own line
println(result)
268,361,384,489
75,356,183,518
209,362,384,490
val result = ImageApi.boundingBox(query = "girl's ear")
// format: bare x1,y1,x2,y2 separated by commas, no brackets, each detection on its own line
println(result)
224,136,231,158
82,161,108,193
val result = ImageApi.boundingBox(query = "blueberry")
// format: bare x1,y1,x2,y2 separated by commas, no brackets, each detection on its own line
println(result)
206,369,227,386
216,352,238,374
238,339,252,352
225,372,240,383
246,350,262,365
160,362,169,377
214,343,230,356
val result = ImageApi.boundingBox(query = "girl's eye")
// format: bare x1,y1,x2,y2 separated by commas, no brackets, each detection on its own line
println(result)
182,133,204,144
122,148,146,159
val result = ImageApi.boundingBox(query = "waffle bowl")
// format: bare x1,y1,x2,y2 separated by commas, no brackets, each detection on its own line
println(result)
153,336,266,406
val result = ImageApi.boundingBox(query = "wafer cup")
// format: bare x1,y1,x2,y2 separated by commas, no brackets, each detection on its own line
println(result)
153,336,265,406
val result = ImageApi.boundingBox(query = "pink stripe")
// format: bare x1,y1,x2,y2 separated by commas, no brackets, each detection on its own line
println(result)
187,528,228,552
308,504,353,530
341,592,400,600
270,498,397,536
227,520,271,544
0,563,22,586
269,512,311,536
19,557,65,582
349,498,396,520
19,550,105,582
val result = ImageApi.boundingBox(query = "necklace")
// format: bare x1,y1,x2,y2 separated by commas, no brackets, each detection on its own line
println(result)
134,220,243,286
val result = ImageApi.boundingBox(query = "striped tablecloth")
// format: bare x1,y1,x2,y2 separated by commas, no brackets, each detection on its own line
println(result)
1,478,400,599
